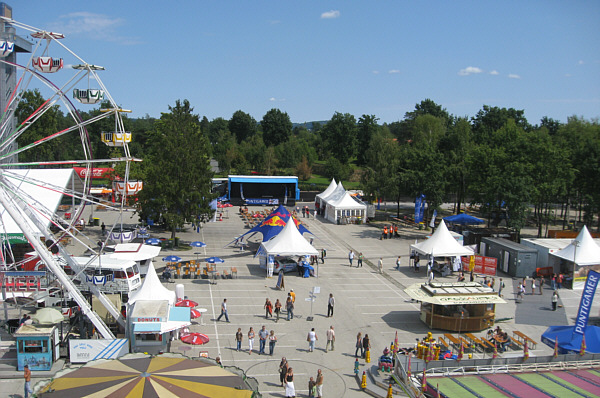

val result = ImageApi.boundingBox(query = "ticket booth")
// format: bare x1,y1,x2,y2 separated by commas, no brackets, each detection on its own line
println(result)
14,324,59,371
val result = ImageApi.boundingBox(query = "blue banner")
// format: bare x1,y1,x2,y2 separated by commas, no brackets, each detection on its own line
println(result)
415,195,422,223
574,270,600,335
419,196,426,223
246,198,279,205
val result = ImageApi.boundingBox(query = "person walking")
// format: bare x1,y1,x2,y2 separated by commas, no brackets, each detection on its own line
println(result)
279,357,288,387
258,325,268,355
285,367,295,398
274,299,282,322
378,257,383,273
24,364,32,398
551,273,557,290
216,299,229,322
265,298,273,319
289,289,296,304
557,273,563,289
552,291,559,311
348,250,354,266
235,328,243,352
362,334,371,359
269,330,277,355
538,277,544,295
327,293,335,317
326,325,335,352
357,252,363,267
498,278,505,298
307,328,318,352
248,327,255,355
315,369,324,398
531,278,537,295
355,332,364,358
396,255,402,270
286,295,294,321
321,248,326,264
101,222,106,236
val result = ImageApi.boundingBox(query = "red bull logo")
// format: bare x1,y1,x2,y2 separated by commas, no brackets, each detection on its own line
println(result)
261,216,287,227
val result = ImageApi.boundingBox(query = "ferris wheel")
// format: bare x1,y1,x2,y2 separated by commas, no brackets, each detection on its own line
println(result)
0,17,138,338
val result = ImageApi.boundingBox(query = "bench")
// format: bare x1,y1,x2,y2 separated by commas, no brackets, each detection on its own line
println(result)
444,333,461,349
513,331,537,349
464,333,487,352
231,267,238,278
437,337,450,352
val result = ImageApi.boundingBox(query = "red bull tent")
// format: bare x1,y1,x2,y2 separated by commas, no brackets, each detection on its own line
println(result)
258,216,318,257
229,205,312,245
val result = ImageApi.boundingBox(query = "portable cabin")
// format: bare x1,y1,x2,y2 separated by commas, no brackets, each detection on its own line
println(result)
72,256,141,300
14,324,59,371
481,237,538,278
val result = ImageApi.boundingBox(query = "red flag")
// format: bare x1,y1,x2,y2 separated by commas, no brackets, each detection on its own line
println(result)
422,369,427,392
523,339,529,361
394,330,399,354
580,334,586,356
457,342,464,361
406,354,412,378
553,337,559,358
492,342,498,359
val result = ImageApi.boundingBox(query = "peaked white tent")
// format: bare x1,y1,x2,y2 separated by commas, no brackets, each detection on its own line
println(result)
128,263,176,306
410,220,474,257
324,191,367,224
315,178,336,210
552,226,600,266
259,218,318,257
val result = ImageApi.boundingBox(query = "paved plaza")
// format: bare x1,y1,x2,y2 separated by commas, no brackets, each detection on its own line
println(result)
2,203,599,397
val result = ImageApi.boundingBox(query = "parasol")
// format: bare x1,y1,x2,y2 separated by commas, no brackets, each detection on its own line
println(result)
176,299,199,308
190,308,202,319
37,353,255,397
163,255,182,263
181,332,210,345
190,241,207,248
31,307,64,325
145,238,161,245
205,257,225,264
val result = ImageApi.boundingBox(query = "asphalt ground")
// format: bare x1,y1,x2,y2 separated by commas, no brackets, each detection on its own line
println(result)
1,203,599,398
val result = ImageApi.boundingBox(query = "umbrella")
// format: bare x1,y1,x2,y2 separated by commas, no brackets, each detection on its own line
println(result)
32,307,64,325
181,332,210,345
190,308,202,319
176,299,199,308
190,241,207,248
145,238,161,245
443,213,484,225
37,353,254,397
205,257,225,264
163,255,182,263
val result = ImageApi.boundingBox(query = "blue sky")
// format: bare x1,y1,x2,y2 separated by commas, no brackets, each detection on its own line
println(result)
11,1,600,125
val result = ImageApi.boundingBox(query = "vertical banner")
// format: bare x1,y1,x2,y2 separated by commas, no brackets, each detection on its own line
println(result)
573,270,600,335
415,195,422,223
239,183,244,200
419,195,427,223
429,209,437,228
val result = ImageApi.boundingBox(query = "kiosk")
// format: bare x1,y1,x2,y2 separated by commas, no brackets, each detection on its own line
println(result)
404,282,506,332
14,324,59,371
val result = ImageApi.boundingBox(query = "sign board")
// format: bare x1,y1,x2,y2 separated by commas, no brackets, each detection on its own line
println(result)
246,198,279,205
0,271,47,293
461,255,497,276
69,339,129,363
312,287,320,294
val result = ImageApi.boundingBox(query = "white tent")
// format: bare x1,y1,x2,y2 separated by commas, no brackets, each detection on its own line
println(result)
108,243,161,275
552,226,600,266
324,191,367,224
128,263,176,306
321,182,345,219
315,178,336,209
259,218,318,257
410,220,474,257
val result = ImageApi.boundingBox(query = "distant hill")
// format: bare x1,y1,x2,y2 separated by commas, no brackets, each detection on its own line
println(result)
292,121,328,131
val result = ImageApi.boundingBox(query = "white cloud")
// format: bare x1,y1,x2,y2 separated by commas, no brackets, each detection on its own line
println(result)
489,70,499,75
49,12,139,44
508,74,521,79
388,69,400,74
269,97,285,102
321,10,340,19
372,70,380,74
458,66,483,76
578,60,584,65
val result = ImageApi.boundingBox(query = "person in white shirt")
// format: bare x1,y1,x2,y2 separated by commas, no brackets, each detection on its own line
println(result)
326,326,335,352
327,293,335,317
307,328,318,352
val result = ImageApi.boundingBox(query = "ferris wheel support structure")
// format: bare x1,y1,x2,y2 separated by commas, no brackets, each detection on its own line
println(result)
0,173,116,339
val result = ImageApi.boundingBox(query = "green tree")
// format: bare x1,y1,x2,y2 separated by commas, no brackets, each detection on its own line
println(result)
356,114,379,166
363,129,400,213
261,108,292,146
136,99,214,239
228,110,257,143
321,112,357,164
471,105,530,144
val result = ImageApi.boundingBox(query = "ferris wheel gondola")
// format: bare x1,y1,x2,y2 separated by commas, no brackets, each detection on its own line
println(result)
72,64,105,104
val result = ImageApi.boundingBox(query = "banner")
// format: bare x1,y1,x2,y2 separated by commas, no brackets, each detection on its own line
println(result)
246,198,279,205
73,167,113,179
69,339,129,363
573,270,600,335
419,196,426,223
461,255,497,276
429,209,437,228
415,195,424,223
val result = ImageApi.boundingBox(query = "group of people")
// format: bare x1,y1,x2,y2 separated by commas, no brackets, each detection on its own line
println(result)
236,326,278,355
487,326,512,353
380,224,399,240
354,332,372,358
279,358,324,398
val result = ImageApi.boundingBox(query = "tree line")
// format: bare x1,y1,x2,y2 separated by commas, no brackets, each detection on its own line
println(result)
15,90,600,237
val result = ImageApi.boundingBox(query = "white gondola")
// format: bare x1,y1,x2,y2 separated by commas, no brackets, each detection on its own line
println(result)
113,180,143,196
73,89,104,104
0,41,14,57
72,63,105,71
101,131,132,146
32,56,63,73
30,31,65,40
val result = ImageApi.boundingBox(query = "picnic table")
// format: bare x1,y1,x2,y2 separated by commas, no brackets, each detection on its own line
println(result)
512,331,537,349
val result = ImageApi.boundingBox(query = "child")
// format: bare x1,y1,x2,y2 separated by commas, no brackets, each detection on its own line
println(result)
308,376,316,398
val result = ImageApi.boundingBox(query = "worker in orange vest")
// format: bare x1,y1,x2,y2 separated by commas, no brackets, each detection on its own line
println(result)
383,226,388,239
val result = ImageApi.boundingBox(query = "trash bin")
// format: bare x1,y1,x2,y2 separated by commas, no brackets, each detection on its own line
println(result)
65,212,71,220
93,218,100,226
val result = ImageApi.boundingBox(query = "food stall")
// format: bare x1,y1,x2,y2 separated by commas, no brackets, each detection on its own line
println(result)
14,324,59,371
404,281,506,332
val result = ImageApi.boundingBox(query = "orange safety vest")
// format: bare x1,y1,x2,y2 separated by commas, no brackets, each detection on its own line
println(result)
383,227,388,234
